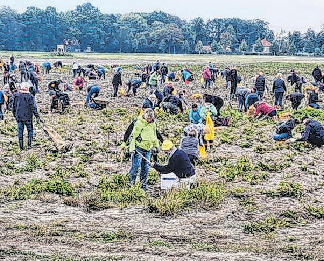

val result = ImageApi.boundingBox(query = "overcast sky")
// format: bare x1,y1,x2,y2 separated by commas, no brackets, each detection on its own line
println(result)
4,0,324,33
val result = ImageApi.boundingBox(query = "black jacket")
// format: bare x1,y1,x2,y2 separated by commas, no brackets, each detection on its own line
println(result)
312,67,322,81
309,92,321,104
255,76,266,91
275,120,295,138
273,79,287,93
153,149,195,178
161,66,168,76
12,92,40,121
142,98,155,109
297,119,324,146
112,73,122,86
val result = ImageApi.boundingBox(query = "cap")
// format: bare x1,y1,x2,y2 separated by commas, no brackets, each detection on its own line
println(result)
161,140,174,151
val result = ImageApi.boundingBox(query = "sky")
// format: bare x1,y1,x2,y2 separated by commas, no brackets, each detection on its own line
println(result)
3,0,324,33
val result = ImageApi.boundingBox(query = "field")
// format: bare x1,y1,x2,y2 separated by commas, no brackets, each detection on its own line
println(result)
1,53,324,261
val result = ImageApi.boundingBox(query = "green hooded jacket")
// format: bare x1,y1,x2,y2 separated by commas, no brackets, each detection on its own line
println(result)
200,104,218,119
129,117,159,152
148,72,158,86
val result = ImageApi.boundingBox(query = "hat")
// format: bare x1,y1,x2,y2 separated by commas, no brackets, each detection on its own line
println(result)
149,94,156,99
20,82,31,91
116,67,122,73
161,140,174,151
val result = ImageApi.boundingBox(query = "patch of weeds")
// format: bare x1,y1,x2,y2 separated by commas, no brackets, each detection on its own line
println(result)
192,243,219,252
254,145,272,154
97,228,132,243
147,181,226,216
257,161,290,172
219,156,254,181
147,169,159,185
76,115,87,125
306,205,324,218
243,214,291,234
300,165,308,171
239,197,257,212
13,223,28,230
261,181,303,198
286,236,298,242
231,186,250,198
148,240,172,248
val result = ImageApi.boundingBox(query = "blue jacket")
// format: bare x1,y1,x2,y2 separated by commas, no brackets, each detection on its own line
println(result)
12,92,40,121
153,148,195,178
0,91,4,105
189,107,202,124
297,119,324,145
142,98,155,109
273,79,287,93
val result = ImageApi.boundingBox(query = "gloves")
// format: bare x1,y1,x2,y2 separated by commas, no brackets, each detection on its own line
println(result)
120,142,127,149
36,118,44,125
151,147,160,154
149,162,155,167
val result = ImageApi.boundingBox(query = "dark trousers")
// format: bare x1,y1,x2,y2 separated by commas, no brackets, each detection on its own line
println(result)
295,82,302,93
17,120,34,149
274,92,284,106
292,101,301,110
20,70,28,82
113,85,119,97
188,154,198,166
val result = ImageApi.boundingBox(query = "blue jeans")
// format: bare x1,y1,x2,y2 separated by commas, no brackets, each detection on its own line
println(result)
274,92,284,106
204,79,211,88
86,86,100,104
273,133,289,141
0,104,3,120
309,103,322,109
129,146,152,190
257,91,264,101
18,120,33,146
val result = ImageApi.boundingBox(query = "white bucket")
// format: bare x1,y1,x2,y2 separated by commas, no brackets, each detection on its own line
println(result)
161,173,179,190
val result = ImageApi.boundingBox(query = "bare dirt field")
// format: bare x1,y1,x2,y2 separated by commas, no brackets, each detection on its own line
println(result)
1,53,324,261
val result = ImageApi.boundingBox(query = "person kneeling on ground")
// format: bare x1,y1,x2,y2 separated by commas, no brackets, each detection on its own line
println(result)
180,129,199,166
286,93,305,110
245,89,259,112
308,90,322,109
142,94,156,110
273,119,299,141
200,96,218,121
150,140,196,189
295,116,324,147
74,76,85,90
254,101,277,120
85,85,100,108
49,89,70,114
189,103,203,124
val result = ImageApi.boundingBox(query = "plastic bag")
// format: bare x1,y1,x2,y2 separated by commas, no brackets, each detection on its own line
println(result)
120,87,126,96
165,76,169,83
199,146,207,159
204,112,214,141
139,109,144,116
200,77,204,83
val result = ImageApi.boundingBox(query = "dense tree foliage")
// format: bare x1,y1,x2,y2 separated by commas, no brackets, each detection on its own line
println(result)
0,3,323,55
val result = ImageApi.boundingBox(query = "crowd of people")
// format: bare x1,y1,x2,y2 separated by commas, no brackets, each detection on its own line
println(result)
1,55,324,191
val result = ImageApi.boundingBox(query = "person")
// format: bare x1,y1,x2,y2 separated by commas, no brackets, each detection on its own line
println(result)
160,63,168,83
178,90,187,107
112,67,122,97
3,62,10,84
286,93,305,110
49,89,70,114
180,129,199,166
288,70,303,93
181,68,194,85
254,101,277,120
128,108,160,190
163,83,174,97
153,89,164,108
203,94,224,116
200,96,218,120
151,140,196,189
236,87,251,112
202,67,212,88
222,66,232,90
85,85,100,108
53,61,63,69
148,70,159,89
19,61,28,82
161,94,181,114
42,62,51,74
29,70,39,95
230,67,238,99
273,119,298,141
142,94,156,110
168,71,176,82
10,54,14,66
72,62,79,78
0,57,4,72
12,82,43,150
153,60,160,72
308,90,322,109
126,79,142,96
295,116,324,147
0,89,4,122
189,104,202,124
48,80,64,91
312,66,322,84
255,72,266,101
245,89,259,112
273,73,287,110
73,76,85,90
97,65,106,80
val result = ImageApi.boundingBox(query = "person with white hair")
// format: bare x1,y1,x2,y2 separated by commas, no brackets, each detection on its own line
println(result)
128,108,160,191
12,82,43,150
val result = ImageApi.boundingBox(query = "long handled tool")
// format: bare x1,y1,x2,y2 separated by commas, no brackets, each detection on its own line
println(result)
135,149,152,163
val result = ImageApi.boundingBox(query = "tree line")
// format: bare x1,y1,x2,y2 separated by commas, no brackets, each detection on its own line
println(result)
0,3,323,55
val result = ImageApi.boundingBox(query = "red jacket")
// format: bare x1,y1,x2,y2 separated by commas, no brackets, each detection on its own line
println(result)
203,68,211,79
254,102,275,116
74,78,84,87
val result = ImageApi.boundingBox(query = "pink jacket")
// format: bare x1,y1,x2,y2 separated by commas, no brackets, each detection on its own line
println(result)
254,102,275,117
203,68,211,79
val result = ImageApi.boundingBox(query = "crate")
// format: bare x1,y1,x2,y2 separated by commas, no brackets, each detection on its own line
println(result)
161,173,179,190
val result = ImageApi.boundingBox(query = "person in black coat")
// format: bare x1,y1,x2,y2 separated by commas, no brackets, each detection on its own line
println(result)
230,67,238,99
296,116,324,147
151,140,196,183
112,67,122,97
286,93,305,110
12,82,43,150
312,66,322,83
255,72,266,101
203,94,224,116
142,94,156,110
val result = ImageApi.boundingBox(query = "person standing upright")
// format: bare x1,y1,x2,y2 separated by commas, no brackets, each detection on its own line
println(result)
112,67,122,97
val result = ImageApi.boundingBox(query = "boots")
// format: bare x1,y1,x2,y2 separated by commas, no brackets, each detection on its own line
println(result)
19,139,24,151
